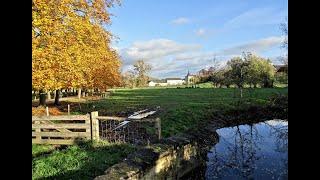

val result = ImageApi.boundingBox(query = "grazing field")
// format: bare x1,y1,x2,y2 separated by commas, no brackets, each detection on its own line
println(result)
79,87,288,137
32,87,287,179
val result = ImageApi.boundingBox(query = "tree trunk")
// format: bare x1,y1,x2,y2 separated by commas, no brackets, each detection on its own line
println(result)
78,88,81,99
47,91,51,100
39,89,46,106
240,88,243,98
54,89,61,106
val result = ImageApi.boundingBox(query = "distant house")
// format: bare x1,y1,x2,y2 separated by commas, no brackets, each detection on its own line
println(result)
148,78,185,87
166,78,185,85
148,79,167,87
274,65,288,73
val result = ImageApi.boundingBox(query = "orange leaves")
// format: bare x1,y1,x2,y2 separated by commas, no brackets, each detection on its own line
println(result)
32,0,122,91
32,106,64,116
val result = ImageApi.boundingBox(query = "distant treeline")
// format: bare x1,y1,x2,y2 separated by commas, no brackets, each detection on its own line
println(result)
196,53,288,88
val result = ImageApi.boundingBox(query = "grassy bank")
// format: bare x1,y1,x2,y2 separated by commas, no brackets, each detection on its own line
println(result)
32,87,287,179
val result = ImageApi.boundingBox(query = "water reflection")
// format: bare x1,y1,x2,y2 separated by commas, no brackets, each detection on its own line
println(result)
205,120,288,180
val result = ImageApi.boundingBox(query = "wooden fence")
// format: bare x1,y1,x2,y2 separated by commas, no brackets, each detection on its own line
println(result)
32,111,161,145
32,115,92,145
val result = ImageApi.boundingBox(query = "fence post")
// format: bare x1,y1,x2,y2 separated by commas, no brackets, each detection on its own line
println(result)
90,111,99,141
35,121,41,142
155,118,161,140
46,107,49,116
68,104,70,115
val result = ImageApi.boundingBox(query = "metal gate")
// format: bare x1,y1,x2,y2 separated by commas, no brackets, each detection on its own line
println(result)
91,110,161,145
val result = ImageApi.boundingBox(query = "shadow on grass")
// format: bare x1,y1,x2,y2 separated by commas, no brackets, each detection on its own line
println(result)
33,139,135,180
32,145,68,159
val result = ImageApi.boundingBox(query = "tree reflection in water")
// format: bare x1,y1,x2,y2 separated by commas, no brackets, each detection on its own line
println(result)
205,120,288,180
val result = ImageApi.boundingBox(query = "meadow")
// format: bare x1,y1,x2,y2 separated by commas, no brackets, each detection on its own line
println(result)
32,86,288,179
79,87,288,137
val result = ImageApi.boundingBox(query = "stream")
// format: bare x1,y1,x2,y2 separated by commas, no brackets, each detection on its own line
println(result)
183,119,288,180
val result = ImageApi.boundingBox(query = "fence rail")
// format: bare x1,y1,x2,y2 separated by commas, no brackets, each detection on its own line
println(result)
32,115,89,121
32,114,91,145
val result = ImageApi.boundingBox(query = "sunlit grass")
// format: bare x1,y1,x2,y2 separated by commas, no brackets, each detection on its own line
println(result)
77,87,288,137
32,141,135,180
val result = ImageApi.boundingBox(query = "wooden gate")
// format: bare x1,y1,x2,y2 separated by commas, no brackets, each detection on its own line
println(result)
32,110,161,145
32,115,91,145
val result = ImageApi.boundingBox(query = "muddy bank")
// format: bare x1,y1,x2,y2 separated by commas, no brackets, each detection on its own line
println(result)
208,94,287,129
94,95,288,179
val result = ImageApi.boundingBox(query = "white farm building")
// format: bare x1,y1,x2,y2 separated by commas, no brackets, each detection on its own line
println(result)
148,78,185,87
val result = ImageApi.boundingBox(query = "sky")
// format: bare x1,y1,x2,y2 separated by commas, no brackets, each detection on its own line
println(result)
107,0,288,79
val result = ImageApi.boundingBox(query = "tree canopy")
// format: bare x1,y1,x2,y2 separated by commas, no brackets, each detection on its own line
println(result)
32,0,122,93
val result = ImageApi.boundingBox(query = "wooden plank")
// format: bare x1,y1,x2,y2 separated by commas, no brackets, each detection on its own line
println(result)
32,123,90,129
32,115,90,121
85,118,91,139
97,116,127,121
35,121,41,141
32,139,77,145
32,132,91,137
40,120,72,133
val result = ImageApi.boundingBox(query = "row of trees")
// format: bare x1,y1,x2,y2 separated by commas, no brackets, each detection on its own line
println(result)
32,0,122,106
201,18,288,90
199,53,279,90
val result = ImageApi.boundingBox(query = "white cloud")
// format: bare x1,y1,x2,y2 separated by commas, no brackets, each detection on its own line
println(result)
119,36,284,78
195,28,206,36
119,39,202,76
170,17,190,25
194,28,219,38
219,36,284,56
120,39,201,64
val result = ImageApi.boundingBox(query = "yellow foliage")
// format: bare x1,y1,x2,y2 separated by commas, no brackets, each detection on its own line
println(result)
32,0,122,91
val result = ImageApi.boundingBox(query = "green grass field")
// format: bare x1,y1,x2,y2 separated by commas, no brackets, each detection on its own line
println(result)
81,87,288,137
33,87,287,179
32,142,135,180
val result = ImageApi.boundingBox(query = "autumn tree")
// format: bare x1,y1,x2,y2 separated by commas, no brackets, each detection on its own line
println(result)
32,0,121,106
226,54,251,98
133,60,152,87
210,69,225,88
258,59,276,88
122,70,136,88
227,57,248,87
245,54,276,88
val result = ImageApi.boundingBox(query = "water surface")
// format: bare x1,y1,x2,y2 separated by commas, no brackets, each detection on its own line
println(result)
205,120,288,180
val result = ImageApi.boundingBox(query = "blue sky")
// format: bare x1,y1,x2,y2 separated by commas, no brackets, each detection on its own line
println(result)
108,0,288,78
